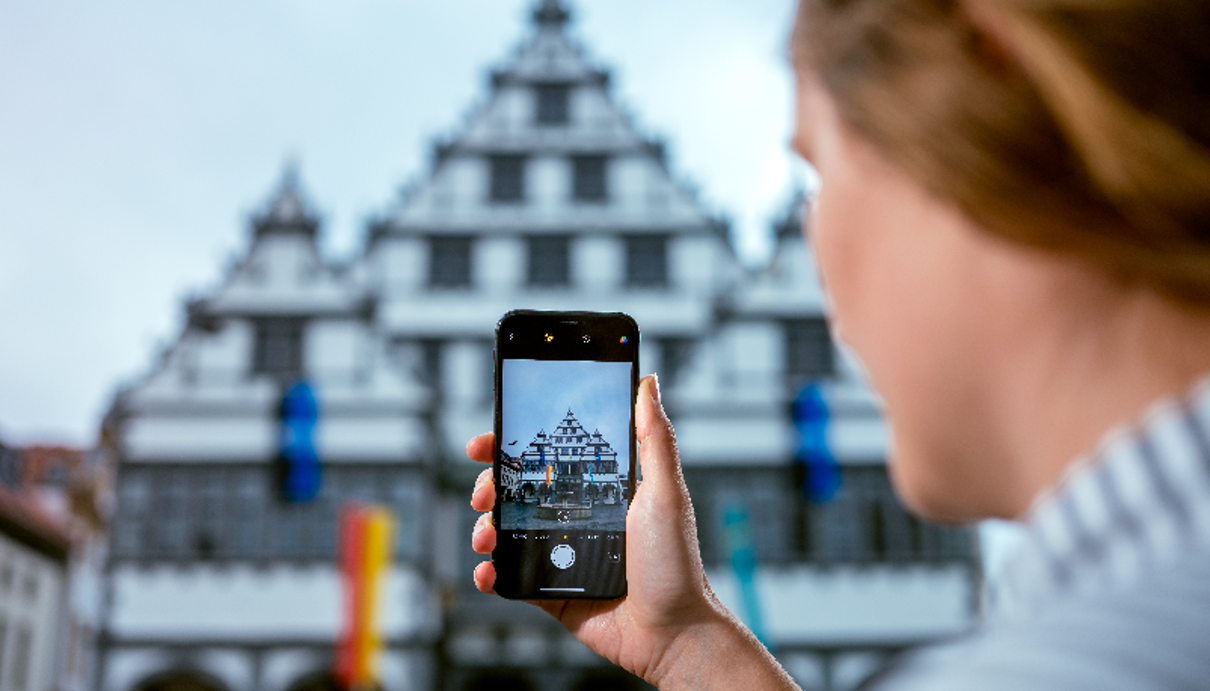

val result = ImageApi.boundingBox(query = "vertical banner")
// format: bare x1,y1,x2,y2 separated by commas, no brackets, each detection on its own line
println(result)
792,382,840,503
280,380,321,502
723,501,770,651
335,503,394,690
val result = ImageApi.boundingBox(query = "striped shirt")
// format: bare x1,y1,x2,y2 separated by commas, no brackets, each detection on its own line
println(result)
868,377,1210,690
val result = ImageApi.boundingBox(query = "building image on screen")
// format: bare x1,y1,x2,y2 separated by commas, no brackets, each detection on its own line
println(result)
500,359,632,531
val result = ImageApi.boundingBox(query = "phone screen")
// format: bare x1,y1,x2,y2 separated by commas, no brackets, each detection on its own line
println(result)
493,311,638,599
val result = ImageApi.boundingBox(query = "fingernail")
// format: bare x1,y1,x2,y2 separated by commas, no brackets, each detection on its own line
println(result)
473,515,486,535
649,373,661,405
474,468,490,492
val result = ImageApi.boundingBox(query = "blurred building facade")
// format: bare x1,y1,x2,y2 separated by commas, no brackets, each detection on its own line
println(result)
98,2,978,690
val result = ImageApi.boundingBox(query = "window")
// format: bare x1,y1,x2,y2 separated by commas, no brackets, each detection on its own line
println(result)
158,472,190,558
12,626,31,691
535,83,570,125
784,318,835,382
391,478,425,560
572,155,607,201
684,465,973,566
658,338,695,387
231,472,266,559
801,466,973,564
527,235,570,287
624,235,668,287
114,473,149,559
252,318,305,376
195,470,226,559
429,237,472,288
489,155,525,202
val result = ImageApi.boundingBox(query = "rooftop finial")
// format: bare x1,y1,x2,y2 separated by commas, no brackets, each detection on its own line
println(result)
254,161,319,237
533,0,569,29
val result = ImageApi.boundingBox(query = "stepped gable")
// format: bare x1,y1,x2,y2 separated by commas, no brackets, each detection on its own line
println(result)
374,0,722,236
188,165,371,320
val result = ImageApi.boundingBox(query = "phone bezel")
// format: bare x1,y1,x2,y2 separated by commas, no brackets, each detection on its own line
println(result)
491,310,639,600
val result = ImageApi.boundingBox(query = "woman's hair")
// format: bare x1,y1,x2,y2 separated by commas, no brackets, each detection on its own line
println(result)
793,0,1210,304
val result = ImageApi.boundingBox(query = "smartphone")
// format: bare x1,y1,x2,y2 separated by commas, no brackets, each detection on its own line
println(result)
492,310,639,600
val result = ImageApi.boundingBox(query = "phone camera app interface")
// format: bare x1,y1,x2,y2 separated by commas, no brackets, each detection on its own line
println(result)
499,359,632,534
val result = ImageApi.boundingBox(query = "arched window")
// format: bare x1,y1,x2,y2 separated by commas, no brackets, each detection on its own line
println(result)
134,670,227,691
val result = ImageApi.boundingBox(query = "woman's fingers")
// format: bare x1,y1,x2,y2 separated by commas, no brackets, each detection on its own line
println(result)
466,432,494,464
471,467,495,511
468,433,498,592
473,560,497,594
635,374,684,496
472,511,496,553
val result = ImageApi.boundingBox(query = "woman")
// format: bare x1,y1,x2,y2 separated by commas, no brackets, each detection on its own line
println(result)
470,0,1210,687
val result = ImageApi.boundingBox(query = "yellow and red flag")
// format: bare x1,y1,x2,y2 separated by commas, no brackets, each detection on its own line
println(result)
335,503,394,690
546,463,553,487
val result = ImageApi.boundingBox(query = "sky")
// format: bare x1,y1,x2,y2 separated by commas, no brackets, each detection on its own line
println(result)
501,359,633,470
0,0,804,446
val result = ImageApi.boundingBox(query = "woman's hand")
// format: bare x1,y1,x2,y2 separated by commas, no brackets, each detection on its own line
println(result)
468,375,799,690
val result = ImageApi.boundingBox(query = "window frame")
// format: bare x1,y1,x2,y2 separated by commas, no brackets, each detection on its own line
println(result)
623,234,669,288
535,83,571,125
488,154,526,203
251,318,306,377
428,236,474,289
784,318,835,382
571,154,608,202
526,235,572,287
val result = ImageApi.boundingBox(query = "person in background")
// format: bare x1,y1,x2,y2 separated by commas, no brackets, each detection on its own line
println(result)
469,0,1210,687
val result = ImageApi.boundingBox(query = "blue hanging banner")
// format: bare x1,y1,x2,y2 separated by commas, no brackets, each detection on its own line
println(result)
792,382,840,503
279,379,321,502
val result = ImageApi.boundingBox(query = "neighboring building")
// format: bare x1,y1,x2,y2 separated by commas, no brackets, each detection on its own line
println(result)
98,2,978,691
0,442,103,691
98,174,436,691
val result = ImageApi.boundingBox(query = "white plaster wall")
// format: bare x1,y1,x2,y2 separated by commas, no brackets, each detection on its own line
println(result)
675,414,787,466
307,319,364,375
123,417,275,461
707,564,972,645
316,417,428,462
195,649,256,691
109,564,426,640
528,155,562,211
443,340,490,408
477,236,525,294
444,157,483,213
572,235,620,293
574,86,616,132
103,649,175,691
610,154,646,213
375,238,425,293
195,320,253,375
261,649,327,691
671,235,718,295
830,417,890,463
723,321,781,389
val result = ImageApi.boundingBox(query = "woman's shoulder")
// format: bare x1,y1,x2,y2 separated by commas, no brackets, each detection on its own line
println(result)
867,544,1210,691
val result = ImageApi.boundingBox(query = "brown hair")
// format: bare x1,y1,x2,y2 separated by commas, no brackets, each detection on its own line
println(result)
793,0,1210,304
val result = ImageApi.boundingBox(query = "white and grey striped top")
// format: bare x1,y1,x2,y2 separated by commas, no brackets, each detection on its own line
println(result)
869,377,1210,690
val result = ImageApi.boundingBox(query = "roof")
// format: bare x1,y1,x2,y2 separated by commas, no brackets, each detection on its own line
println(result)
0,484,71,563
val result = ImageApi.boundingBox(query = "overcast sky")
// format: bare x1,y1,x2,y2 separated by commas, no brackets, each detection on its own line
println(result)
0,0,803,446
